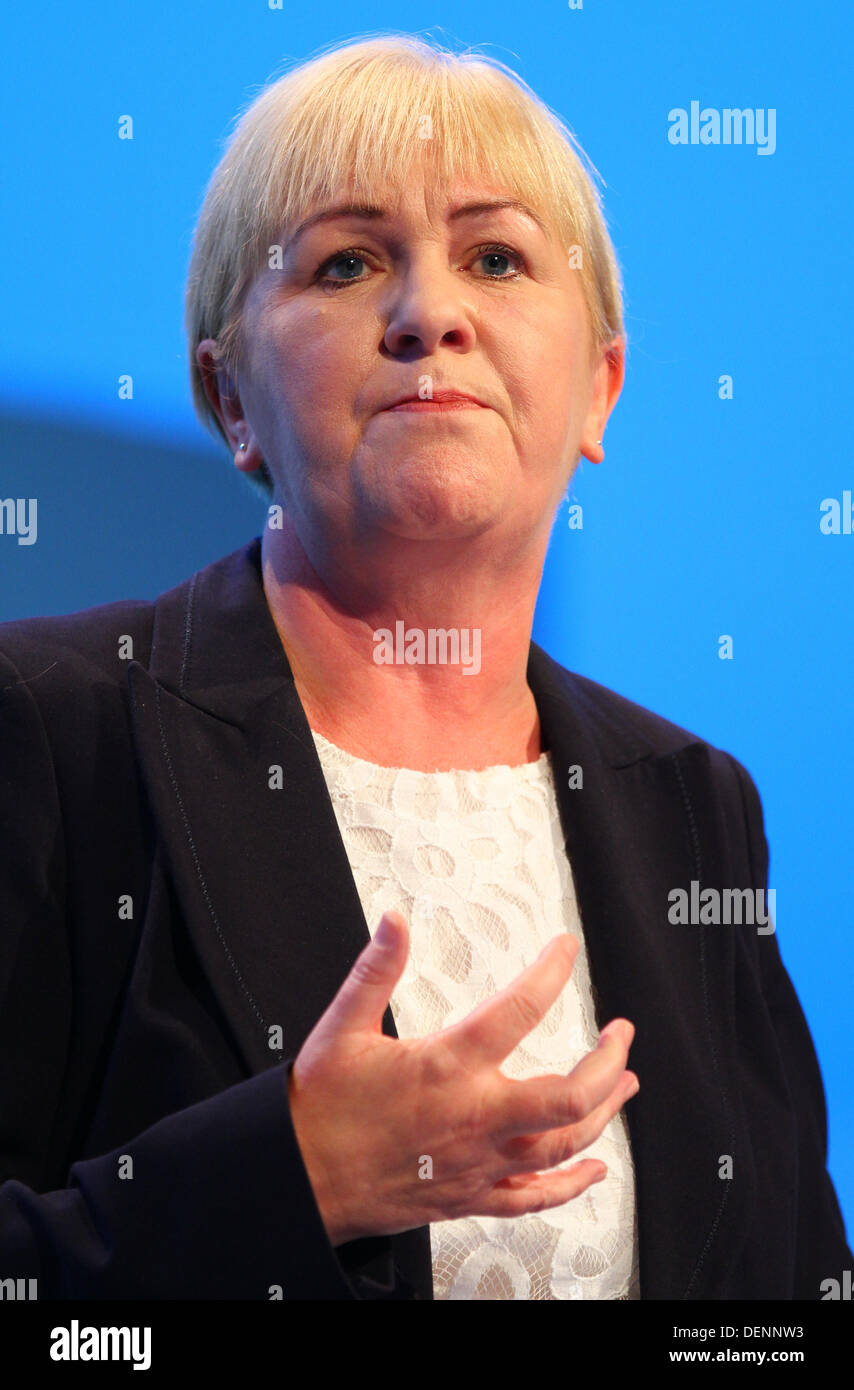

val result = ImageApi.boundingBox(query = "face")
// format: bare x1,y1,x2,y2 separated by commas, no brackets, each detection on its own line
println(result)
201,162,623,558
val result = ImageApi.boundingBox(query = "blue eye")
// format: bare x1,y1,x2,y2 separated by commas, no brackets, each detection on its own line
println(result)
317,251,369,287
473,244,523,279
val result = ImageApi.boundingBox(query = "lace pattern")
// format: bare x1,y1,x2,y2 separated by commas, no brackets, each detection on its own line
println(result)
310,728,640,1301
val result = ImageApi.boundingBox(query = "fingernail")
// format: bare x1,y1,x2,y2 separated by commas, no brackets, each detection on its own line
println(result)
375,913,395,945
599,1020,632,1048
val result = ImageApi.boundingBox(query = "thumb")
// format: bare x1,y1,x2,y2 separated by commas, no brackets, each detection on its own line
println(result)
319,910,410,1037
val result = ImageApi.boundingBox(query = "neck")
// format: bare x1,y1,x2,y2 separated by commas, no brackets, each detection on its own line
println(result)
260,512,547,772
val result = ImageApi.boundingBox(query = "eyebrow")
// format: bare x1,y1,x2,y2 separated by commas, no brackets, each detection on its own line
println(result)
283,197,550,252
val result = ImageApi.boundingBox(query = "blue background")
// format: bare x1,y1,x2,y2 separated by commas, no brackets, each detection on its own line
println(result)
2,1,851,1240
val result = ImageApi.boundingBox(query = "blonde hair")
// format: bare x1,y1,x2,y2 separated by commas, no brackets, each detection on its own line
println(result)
185,33,626,499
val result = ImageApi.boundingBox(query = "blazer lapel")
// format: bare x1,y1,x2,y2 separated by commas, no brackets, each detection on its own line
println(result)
127,539,386,1078
528,644,756,1298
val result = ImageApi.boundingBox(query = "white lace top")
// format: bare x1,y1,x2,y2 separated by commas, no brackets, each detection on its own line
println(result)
310,727,640,1301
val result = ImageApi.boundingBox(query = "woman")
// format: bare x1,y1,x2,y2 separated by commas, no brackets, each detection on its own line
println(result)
0,34,849,1302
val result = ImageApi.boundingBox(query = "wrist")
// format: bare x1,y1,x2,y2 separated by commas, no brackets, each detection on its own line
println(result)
286,1065,355,1247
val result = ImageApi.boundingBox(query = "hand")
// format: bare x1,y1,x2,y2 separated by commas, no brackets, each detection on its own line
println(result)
287,910,638,1247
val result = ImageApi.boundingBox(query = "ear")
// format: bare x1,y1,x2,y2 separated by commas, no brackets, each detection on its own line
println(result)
195,339,262,476
579,337,626,464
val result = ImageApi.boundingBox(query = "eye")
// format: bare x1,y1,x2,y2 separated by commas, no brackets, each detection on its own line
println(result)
315,249,372,289
471,243,524,280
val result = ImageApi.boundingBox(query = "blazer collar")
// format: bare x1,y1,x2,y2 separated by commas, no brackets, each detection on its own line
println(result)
127,536,754,1299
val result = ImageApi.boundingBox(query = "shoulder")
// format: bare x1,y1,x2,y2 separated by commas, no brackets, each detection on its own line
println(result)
563,664,703,753
530,642,761,816
0,592,155,682
0,597,156,763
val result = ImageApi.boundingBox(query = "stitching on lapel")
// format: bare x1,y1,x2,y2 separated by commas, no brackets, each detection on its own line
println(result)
672,749,736,1298
179,570,198,697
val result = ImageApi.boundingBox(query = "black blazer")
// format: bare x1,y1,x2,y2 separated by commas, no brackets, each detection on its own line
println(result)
0,536,849,1299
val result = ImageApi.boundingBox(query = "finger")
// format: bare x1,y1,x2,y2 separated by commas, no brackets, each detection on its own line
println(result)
314,910,410,1037
474,1159,608,1219
491,1020,636,1138
447,934,579,1068
499,1070,639,1175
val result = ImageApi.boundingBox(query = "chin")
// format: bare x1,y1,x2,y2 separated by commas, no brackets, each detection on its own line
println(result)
373,501,500,542
379,480,503,532
366,452,506,518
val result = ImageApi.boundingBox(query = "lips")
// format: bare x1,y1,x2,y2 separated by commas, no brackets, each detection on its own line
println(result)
381,390,488,410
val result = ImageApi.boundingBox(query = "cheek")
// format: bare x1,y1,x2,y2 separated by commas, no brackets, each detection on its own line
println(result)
257,312,374,460
504,347,583,450
271,306,375,410
493,318,590,486
493,299,584,402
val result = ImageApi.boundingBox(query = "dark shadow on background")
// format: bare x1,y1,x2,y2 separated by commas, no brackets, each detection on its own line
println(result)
0,408,267,622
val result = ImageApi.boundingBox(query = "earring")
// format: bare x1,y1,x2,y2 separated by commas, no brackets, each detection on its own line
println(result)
239,442,247,451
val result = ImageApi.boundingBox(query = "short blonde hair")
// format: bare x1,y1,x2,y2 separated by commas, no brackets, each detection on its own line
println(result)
185,33,626,499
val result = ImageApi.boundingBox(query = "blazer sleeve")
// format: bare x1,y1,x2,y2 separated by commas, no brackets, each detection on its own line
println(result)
727,752,853,1295
0,647,411,1300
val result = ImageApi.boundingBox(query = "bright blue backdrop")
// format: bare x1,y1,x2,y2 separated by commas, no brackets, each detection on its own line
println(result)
2,1,852,1242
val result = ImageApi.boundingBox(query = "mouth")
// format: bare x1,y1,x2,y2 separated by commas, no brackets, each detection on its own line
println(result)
380,391,490,413
382,399,486,413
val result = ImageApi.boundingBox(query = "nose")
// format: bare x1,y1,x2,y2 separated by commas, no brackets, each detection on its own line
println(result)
382,255,477,357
